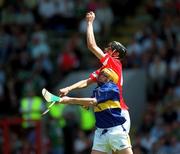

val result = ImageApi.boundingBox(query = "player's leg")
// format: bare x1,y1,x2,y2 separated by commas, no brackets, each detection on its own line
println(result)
111,109,133,154
92,128,111,154
112,147,133,154
109,126,132,154
91,150,107,154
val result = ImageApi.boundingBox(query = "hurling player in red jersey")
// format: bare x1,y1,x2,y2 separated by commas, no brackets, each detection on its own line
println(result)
89,46,128,110
59,11,131,133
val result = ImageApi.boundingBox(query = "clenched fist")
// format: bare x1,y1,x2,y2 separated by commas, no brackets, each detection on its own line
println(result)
86,11,95,23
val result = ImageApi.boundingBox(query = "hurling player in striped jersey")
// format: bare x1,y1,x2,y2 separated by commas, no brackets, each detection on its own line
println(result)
59,68,133,154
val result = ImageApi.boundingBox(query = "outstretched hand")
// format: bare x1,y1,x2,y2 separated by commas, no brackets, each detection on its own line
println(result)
60,96,70,103
59,87,70,97
86,11,95,23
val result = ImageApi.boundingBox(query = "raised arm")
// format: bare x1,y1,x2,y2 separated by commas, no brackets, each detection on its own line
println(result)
86,11,105,59
59,78,94,96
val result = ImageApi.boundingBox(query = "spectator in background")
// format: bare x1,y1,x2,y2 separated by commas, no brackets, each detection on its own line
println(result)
0,64,6,91
0,63,6,114
0,25,12,63
160,14,178,49
74,128,92,154
31,23,47,43
48,117,64,154
7,71,20,113
54,0,75,19
31,59,48,90
162,103,178,125
169,55,180,81
140,131,157,153
174,78,180,99
29,34,50,60
38,0,55,19
168,54,180,85
52,0,77,30
17,50,33,75
150,118,165,142
127,37,143,57
16,6,35,26
148,55,167,82
20,79,45,128
1,4,16,25
95,0,114,37
30,23,54,78
62,104,81,154
142,32,164,53
10,28,29,52
8,25,28,53
24,0,38,10
57,38,80,76
170,136,180,154
162,85,176,105
75,0,87,20
126,37,143,68
38,0,77,30
148,54,167,99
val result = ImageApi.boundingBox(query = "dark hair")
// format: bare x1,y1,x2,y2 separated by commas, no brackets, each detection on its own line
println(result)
110,41,127,59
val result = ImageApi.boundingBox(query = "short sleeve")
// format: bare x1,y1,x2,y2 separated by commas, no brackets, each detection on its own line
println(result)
89,69,100,81
100,54,110,65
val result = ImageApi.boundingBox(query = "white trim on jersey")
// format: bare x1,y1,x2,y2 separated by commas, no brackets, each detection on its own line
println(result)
120,70,123,86
102,57,109,66
92,72,98,79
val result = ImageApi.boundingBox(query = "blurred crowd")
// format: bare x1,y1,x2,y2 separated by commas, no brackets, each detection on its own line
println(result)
0,0,180,154
126,1,180,154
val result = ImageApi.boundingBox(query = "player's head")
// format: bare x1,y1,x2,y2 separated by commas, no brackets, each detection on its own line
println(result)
104,41,127,59
97,68,119,85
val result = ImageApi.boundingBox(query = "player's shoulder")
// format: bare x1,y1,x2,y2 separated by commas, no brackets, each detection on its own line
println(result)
106,54,122,65
102,81,118,89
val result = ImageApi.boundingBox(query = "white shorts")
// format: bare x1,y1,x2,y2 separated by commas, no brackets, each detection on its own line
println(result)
121,109,131,133
92,110,131,153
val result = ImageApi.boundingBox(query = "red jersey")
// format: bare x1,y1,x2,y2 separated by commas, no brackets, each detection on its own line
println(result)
89,53,128,110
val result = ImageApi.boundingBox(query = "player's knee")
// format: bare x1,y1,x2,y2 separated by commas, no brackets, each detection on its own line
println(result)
113,147,133,154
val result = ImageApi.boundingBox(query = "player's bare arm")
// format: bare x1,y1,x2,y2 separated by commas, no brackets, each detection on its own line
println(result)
59,78,94,96
60,96,97,107
86,11,105,59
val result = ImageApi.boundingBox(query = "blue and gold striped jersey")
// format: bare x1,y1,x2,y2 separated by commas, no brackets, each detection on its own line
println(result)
92,81,126,128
